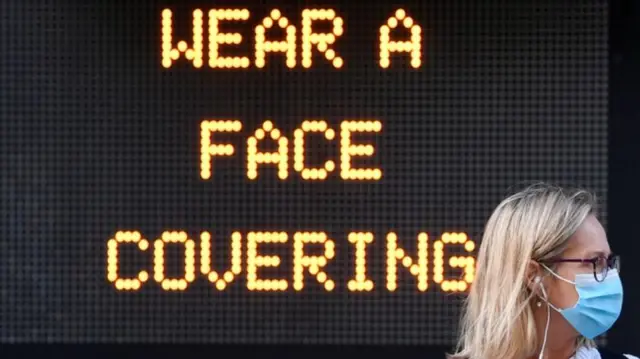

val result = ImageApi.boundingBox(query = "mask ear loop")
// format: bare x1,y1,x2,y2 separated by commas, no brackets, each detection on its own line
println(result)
540,263,576,286
535,264,579,359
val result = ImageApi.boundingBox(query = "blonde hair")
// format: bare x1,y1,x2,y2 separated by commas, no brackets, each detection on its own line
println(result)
449,182,598,359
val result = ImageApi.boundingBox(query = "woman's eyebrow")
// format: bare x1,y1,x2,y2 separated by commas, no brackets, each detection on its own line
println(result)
584,250,610,258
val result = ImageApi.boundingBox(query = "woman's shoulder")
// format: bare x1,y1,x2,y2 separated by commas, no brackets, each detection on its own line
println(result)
577,346,638,359
593,346,639,359
604,348,640,359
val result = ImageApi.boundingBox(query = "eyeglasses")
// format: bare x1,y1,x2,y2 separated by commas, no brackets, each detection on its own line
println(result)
542,254,620,282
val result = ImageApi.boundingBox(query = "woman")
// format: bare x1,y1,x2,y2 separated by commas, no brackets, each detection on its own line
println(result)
449,183,637,359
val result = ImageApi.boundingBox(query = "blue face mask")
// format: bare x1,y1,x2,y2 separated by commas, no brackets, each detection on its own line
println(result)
540,265,624,339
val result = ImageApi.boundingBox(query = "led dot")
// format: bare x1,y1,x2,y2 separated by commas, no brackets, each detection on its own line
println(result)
308,264,320,275
465,241,475,252
317,272,327,283
325,49,335,60
131,280,141,290
443,281,451,292
403,17,413,27
324,280,335,291
115,280,127,291
208,272,219,282
325,161,335,172
365,280,374,291
410,265,420,276
178,280,187,290
138,271,149,282
107,272,118,282
395,9,406,19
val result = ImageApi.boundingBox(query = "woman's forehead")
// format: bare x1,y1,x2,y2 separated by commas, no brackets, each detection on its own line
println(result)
563,215,610,257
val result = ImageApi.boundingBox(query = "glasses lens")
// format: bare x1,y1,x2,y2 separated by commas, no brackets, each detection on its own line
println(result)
610,255,620,273
595,257,608,281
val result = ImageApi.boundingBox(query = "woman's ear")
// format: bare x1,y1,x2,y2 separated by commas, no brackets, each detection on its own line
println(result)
525,260,542,292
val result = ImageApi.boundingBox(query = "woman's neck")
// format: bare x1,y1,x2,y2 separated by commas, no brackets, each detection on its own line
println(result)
529,305,579,359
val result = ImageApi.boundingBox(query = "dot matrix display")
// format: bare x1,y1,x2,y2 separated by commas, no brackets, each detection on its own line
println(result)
0,0,607,344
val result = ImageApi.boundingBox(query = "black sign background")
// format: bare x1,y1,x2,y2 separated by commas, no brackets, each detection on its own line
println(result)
0,0,608,345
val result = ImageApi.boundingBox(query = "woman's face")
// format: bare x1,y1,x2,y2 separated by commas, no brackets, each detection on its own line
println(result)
546,214,611,310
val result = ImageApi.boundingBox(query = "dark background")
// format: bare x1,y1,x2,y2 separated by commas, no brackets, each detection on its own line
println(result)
1,0,638,357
